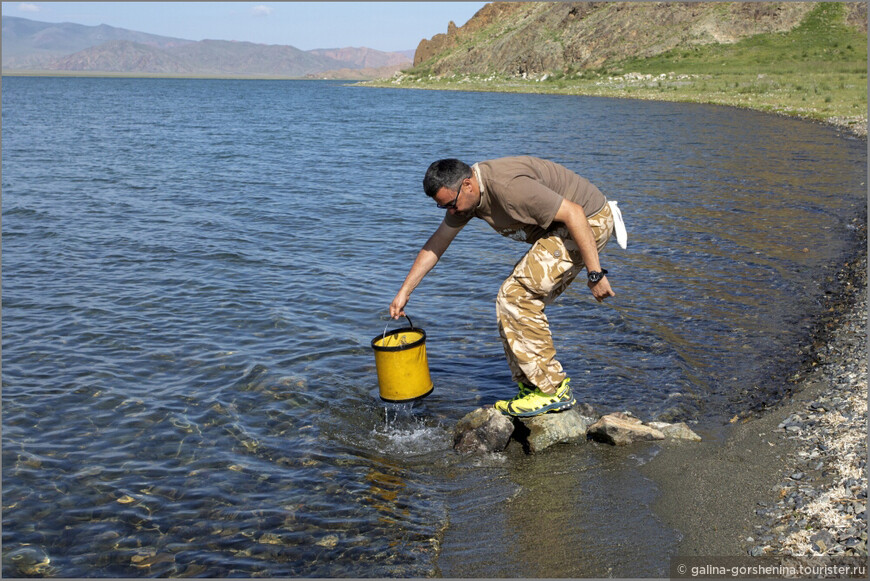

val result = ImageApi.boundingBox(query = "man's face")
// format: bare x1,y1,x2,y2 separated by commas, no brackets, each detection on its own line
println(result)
434,180,472,217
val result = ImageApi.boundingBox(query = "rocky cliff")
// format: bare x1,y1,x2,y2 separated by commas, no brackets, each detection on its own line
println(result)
413,2,867,77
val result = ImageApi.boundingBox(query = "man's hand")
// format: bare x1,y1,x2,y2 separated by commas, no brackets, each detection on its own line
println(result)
389,290,410,319
588,276,615,302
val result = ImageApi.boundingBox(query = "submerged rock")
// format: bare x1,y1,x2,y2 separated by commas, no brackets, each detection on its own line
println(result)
587,412,666,446
452,407,514,454
513,408,590,454
5,545,53,576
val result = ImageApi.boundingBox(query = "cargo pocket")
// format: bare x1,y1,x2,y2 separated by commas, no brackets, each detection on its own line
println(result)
517,235,577,297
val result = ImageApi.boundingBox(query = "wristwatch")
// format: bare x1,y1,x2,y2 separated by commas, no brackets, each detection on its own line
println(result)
587,269,608,283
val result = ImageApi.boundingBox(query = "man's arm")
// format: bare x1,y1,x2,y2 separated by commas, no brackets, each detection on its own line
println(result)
389,219,463,318
553,199,615,302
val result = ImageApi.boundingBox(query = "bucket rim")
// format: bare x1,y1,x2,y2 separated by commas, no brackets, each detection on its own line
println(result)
371,326,426,351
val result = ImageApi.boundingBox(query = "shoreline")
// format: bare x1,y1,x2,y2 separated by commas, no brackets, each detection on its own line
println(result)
358,77,868,139
641,218,867,564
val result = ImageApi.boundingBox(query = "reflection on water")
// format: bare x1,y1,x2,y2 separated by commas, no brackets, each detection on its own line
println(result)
2,77,865,577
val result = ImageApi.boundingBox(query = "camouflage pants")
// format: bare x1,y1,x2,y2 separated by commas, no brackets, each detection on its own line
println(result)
496,203,614,394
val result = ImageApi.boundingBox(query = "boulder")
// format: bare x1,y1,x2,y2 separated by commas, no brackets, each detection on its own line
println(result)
514,408,591,454
452,407,514,454
587,412,666,446
647,421,702,441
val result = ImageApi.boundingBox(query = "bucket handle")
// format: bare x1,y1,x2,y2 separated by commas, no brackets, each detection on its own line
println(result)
383,315,415,339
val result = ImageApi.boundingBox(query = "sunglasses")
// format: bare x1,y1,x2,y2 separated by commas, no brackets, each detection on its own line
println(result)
436,184,463,210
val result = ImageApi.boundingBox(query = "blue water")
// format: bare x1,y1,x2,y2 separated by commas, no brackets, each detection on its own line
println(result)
2,77,865,577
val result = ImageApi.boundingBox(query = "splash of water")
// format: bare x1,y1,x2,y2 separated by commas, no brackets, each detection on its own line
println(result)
370,404,451,457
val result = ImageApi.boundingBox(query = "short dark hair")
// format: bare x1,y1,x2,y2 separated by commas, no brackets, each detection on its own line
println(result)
423,159,472,198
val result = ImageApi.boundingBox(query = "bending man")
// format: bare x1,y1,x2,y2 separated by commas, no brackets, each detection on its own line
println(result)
390,156,620,417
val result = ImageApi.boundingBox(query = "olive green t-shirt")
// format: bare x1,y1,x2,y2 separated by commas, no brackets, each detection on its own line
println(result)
444,156,606,243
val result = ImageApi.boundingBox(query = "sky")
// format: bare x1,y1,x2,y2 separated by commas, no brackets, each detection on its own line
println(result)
1,1,489,52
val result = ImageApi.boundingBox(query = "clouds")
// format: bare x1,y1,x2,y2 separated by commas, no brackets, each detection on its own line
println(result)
18,3,41,12
251,5,272,17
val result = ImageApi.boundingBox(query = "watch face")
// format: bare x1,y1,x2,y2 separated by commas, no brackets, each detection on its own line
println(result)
589,272,601,282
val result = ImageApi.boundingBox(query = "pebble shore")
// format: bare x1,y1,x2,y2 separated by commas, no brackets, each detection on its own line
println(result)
746,232,867,560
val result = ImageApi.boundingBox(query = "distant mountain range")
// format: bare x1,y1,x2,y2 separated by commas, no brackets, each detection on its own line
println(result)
1,16,414,78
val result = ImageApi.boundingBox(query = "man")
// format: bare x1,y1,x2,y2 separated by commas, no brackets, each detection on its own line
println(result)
389,156,624,417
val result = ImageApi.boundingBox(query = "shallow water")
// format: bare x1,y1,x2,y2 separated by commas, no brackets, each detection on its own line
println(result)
2,77,865,577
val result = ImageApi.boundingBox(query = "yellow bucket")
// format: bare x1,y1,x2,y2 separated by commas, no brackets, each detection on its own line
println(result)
371,316,433,403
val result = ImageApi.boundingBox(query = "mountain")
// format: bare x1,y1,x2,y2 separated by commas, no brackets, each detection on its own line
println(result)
51,40,197,74
1,15,194,69
309,47,412,69
2,16,413,78
165,40,344,77
411,1,867,77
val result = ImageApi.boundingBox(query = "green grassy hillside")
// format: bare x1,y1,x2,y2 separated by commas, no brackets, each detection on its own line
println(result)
619,3,865,75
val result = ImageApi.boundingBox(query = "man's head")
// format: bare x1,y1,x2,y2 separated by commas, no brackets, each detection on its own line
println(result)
423,159,472,199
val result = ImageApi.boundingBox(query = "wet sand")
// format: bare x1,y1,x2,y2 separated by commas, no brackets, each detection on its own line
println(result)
642,373,842,555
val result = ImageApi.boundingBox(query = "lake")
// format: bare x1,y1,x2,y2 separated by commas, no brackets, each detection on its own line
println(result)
2,77,865,577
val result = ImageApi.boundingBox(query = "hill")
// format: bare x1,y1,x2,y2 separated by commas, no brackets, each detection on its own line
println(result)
50,40,197,75
1,15,194,69
368,2,866,134
1,16,412,78
410,1,866,77
309,47,410,69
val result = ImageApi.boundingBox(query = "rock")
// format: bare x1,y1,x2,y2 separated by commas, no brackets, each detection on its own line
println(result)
778,413,803,429
5,545,53,576
574,402,601,421
131,553,175,569
811,530,836,553
587,413,665,446
452,407,514,454
316,534,339,548
513,408,590,454
647,421,702,441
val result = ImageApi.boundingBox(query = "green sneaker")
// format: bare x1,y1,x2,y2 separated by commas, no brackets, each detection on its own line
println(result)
505,381,575,418
553,377,571,399
493,382,534,414
494,378,573,415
